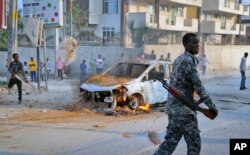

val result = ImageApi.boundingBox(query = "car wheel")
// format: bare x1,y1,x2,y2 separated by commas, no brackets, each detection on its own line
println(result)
128,95,139,110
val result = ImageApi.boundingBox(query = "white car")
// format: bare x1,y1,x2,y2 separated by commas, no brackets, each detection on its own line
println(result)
80,58,172,110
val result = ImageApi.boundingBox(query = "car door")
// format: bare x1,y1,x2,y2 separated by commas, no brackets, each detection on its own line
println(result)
141,64,168,104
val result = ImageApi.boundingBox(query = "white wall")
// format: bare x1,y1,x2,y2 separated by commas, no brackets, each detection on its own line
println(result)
144,44,250,71
94,0,122,38
0,46,141,77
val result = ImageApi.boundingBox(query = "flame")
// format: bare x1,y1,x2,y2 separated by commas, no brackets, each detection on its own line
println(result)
139,103,151,111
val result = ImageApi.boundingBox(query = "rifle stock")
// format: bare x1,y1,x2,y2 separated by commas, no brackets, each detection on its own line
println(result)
154,77,216,120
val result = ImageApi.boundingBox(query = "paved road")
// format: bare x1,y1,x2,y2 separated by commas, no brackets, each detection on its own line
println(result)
0,75,250,155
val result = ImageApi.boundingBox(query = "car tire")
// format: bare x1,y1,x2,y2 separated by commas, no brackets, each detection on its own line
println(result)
128,95,140,110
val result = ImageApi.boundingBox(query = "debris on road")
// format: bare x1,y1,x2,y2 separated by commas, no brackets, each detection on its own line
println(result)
93,125,105,128
122,132,131,138
148,131,161,145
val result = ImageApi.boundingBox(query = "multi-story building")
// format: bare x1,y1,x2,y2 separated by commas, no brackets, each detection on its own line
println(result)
201,0,249,44
127,0,201,45
85,0,201,46
19,0,250,47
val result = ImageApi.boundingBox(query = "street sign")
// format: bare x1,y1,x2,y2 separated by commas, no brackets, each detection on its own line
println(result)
24,17,43,47
23,0,63,27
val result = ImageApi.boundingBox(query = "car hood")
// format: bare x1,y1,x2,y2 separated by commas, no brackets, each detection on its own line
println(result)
80,74,134,92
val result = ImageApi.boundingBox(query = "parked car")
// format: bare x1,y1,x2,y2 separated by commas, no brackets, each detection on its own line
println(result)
80,58,172,110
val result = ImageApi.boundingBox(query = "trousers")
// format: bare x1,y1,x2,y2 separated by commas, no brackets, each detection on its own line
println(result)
154,114,201,155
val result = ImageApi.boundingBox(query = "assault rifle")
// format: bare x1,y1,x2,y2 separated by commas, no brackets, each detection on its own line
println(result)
154,77,216,120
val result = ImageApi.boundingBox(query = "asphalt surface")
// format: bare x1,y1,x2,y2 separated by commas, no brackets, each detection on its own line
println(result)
0,72,250,155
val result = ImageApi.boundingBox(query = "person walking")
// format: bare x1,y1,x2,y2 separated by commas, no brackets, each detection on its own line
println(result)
154,33,218,155
80,59,87,83
165,53,171,62
45,58,51,80
240,52,248,90
149,50,156,60
56,57,64,80
28,57,37,82
95,54,104,74
8,53,28,104
200,54,209,76
23,61,28,75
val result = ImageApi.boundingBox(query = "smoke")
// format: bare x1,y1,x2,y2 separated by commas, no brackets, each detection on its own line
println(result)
58,37,78,66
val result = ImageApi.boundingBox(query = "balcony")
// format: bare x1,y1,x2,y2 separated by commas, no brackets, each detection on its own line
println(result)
127,13,157,29
127,12,198,32
201,21,245,35
164,0,202,7
159,16,198,32
202,0,249,15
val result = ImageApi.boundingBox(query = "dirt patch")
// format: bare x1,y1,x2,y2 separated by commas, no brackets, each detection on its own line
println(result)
122,132,131,138
93,125,105,128
64,99,96,112
9,146,19,149
4,109,86,123
2,135,12,139
1,107,164,125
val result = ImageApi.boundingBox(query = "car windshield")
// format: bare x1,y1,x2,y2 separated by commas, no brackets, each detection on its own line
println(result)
106,63,149,78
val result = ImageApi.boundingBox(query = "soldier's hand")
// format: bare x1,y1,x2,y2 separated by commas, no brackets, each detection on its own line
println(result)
209,108,218,119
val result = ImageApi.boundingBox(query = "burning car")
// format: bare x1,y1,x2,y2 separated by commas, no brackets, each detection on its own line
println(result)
80,59,172,111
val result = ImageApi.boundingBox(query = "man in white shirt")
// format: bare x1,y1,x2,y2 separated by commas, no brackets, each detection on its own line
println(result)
95,54,104,74
45,58,51,80
240,52,248,90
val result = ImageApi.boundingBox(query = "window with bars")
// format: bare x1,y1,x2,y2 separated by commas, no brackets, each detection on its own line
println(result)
103,27,115,42
103,0,118,14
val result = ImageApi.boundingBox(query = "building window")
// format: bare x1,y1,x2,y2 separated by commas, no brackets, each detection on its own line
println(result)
220,15,226,29
176,7,183,17
224,0,230,8
103,0,118,14
103,27,115,42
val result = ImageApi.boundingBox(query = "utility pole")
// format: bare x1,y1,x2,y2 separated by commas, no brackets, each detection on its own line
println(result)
7,0,18,66
198,5,205,55
70,0,73,37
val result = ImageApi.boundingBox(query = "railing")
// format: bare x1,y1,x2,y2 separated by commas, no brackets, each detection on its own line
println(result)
230,25,236,31
240,24,245,31
184,19,192,27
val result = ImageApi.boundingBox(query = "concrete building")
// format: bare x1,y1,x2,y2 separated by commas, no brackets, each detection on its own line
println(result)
201,0,249,44
127,0,201,45
18,0,250,47
83,0,202,46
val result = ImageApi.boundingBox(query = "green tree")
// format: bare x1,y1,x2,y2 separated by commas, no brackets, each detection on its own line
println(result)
72,1,88,29
0,29,8,51
66,0,89,31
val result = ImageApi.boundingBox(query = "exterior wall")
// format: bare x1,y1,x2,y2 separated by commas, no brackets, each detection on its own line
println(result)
186,7,198,18
144,44,250,71
89,0,122,38
0,46,141,76
127,0,199,32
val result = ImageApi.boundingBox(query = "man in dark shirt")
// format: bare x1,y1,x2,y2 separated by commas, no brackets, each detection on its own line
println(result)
8,53,27,104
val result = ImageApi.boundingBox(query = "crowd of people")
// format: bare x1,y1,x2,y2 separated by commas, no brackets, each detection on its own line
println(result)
5,39,248,106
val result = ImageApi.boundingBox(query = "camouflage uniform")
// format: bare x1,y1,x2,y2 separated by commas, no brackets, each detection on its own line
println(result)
154,52,217,155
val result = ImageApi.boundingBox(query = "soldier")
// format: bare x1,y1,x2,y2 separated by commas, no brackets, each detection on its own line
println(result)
154,33,218,155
